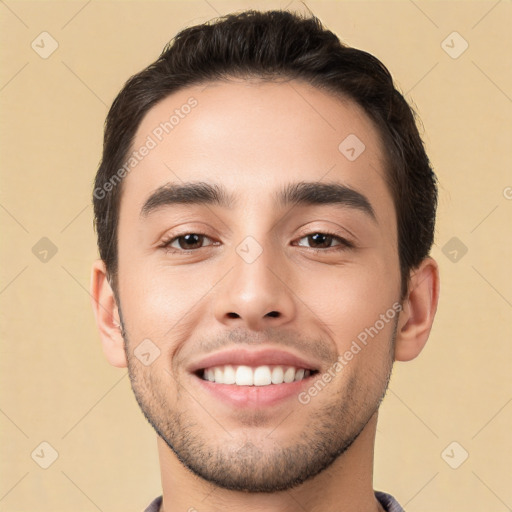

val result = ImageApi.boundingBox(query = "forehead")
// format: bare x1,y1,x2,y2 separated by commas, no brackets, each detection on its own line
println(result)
121,78,393,220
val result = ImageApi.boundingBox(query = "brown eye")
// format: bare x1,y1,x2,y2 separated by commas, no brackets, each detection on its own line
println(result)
177,234,204,250
306,233,334,249
296,232,352,250
163,233,215,251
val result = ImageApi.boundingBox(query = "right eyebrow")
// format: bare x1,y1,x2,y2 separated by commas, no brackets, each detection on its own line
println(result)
140,181,236,218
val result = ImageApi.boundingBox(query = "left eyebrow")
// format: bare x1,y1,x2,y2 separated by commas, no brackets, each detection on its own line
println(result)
275,181,377,222
140,180,376,222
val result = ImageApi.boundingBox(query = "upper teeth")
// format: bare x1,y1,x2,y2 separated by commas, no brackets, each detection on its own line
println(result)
202,365,312,386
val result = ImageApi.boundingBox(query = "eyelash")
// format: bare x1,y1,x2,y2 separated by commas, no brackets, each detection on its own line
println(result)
159,230,354,254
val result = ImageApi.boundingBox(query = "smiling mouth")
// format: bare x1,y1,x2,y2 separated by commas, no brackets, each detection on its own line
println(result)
195,364,319,386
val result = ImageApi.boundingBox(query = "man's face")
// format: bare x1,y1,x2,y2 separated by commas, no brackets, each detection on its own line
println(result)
115,79,402,492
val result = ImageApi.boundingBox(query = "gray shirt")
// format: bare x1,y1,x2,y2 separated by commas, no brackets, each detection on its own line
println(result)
144,490,405,511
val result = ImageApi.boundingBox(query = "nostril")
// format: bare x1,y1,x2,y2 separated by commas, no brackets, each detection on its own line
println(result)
226,311,279,319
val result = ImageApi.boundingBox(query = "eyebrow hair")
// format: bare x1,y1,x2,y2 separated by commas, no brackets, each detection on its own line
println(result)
140,180,376,222
276,181,376,221
140,181,234,217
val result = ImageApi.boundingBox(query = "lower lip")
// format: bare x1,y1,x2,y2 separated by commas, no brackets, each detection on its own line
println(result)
191,373,316,408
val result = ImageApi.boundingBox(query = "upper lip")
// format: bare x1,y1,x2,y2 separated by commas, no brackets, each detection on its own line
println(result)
187,348,321,374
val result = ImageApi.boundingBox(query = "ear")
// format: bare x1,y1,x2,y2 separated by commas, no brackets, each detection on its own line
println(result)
394,257,440,362
90,259,127,368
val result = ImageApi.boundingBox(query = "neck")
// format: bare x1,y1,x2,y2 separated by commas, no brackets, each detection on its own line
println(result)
156,411,384,512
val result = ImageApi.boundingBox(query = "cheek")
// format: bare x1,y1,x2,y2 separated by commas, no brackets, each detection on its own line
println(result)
300,262,398,349
119,262,215,340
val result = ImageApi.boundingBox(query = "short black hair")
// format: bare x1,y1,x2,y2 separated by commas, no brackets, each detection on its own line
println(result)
93,9,437,299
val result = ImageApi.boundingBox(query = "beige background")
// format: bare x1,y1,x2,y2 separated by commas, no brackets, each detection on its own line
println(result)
1,1,511,511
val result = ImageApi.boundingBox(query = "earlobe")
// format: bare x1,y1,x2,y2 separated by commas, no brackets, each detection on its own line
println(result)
90,260,128,368
394,257,440,362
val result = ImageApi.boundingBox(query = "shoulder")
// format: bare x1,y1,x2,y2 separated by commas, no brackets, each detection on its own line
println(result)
143,495,163,512
375,490,405,512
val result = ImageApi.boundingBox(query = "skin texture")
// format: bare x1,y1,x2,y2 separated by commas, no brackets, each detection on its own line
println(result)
91,78,440,512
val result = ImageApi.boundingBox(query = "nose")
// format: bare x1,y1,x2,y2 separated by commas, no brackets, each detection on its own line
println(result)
213,242,296,331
